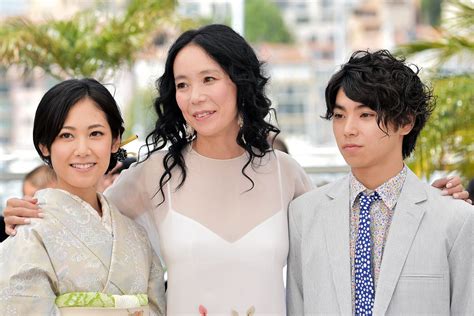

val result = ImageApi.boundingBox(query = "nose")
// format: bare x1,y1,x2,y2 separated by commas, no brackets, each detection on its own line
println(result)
190,85,206,105
74,137,91,157
343,116,358,137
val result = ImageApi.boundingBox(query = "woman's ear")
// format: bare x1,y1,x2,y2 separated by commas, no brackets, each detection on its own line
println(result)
111,136,121,153
39,144,50,157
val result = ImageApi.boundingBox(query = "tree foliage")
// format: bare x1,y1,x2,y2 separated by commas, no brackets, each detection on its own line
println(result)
0,0,176,81
401,0,474,180
397,0,474,67
245,0,293,43
408,75,474,179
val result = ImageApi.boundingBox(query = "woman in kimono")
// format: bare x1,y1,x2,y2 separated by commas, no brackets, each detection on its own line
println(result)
0,79,165,315
3,25,470,315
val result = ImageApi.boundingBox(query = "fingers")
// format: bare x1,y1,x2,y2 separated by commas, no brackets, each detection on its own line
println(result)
431,177,449,189
4,198,41,217
445,176,462,189
5,224,16,236
441,184,463,196
431,176,461,189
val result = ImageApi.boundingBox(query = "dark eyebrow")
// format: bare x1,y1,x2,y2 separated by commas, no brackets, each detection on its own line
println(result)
334,103,371,111
174,69,221,81
334,104,346,111
61,124,105,130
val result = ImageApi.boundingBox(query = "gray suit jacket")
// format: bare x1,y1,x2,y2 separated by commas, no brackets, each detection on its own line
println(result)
287,169,473,315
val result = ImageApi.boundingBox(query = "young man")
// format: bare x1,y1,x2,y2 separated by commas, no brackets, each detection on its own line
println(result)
287,50,473,315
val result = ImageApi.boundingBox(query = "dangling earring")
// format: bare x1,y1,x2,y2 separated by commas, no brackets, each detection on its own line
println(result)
185,123,195,139
237,113,244,128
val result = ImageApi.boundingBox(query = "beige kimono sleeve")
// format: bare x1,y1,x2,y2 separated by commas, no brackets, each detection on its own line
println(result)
0,220,60,315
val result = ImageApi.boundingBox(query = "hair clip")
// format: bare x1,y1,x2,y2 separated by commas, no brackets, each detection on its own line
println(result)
114,148,128,161
120,134,138,147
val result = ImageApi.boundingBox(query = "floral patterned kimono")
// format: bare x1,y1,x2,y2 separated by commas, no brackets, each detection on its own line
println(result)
0,189,165,315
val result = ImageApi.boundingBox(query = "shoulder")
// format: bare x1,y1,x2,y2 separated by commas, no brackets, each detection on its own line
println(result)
423,183,474,223
133,150,167,172
33,189,68,220
273,150,304,171
403,171,473,228
11,188,62,240
290,180,335,211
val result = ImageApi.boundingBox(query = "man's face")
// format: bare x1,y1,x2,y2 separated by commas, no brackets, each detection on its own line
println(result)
332,88,411,176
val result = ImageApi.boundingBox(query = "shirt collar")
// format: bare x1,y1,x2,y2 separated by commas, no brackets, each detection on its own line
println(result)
350,165,407,210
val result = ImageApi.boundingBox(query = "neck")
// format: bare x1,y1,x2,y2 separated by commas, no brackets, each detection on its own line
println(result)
57,185,102,216
193,135,244,159
352,159,405,190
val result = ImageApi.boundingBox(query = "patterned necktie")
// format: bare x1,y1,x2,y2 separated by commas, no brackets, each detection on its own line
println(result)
355,191,380,315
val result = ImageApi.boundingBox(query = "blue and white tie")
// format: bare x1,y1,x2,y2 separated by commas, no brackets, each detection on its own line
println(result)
355,191,380,315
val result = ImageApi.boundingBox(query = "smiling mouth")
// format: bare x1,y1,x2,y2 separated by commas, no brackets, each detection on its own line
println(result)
70,163,96,169
193,111,215,119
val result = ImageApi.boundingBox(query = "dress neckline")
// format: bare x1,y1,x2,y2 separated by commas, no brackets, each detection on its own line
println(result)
189,145,248,162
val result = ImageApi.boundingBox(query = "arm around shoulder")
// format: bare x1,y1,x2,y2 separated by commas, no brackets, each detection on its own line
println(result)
105,152,165,219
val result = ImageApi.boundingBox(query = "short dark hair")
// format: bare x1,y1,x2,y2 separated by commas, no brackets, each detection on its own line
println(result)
33,78,125,173
144,24,279,203
324,50,435,158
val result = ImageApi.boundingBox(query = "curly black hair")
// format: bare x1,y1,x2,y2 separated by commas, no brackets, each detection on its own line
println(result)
142,24,279,203
324,49,435,158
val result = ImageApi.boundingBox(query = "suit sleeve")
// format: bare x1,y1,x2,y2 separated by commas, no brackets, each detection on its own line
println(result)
286,199,305,314
0,223,60,315
147,250,166,316
448,210,473,314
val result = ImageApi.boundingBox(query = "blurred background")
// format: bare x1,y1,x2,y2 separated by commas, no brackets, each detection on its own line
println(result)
1,0,473,213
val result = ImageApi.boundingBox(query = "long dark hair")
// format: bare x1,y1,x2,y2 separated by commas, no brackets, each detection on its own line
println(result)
142,24,279,203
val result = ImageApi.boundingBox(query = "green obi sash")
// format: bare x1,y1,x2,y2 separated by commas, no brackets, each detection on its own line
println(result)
56,292,148,308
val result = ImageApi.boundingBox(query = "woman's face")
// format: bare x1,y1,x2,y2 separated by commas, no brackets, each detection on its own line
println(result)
173,44,239,142
40,98,120,198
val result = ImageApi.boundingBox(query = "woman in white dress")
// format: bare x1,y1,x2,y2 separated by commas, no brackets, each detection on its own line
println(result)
107,24,314,314
3,25,470,315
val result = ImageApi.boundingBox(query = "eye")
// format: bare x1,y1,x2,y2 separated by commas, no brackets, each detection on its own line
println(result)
58,132,73,139
203,76,216,83
361,112,376,118
90,131,104,137
333,113,344,120
176,82,188,89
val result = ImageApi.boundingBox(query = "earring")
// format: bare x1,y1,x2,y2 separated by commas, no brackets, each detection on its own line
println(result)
112,148,128,162
237,114,244,128
185,123,195,138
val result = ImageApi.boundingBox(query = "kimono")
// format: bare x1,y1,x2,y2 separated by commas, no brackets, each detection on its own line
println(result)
0,189,165,316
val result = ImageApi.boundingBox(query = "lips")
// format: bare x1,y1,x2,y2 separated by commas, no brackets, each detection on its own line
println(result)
70,163,96,169
342,144,363,153
193,110,215,120
342,144,362,149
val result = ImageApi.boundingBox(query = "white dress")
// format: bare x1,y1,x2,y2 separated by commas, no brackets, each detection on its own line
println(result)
106,147,313,315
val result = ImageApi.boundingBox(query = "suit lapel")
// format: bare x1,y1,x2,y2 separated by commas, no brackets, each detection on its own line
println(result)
373,170,427,315
323,176,352,315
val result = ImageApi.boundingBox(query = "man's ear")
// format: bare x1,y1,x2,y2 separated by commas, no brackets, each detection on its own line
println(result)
111,136,121,153
400,117,415,136
39,144,50,157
